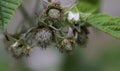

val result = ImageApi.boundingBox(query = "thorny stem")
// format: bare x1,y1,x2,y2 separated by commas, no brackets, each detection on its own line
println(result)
38,19,61,31
71,24,80,32
38,19,48,26
21,27,36,39
6,34,18,41
48,25,61,31
56,33,64,39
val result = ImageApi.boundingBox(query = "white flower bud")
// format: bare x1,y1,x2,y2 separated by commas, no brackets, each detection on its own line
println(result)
68,11,80,23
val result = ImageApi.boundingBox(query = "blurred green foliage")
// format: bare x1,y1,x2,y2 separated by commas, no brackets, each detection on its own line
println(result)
0,60,9,71
62,44,120,71
62,47,101,71
79,0,100,6
100,45,120,71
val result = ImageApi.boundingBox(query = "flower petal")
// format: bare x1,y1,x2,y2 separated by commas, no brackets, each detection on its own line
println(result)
68,11,80,22
74,13,80,21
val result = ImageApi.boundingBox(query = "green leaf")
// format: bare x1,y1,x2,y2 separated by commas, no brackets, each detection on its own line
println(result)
75,2,97,13
86,14,120,38
0,0,23,31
